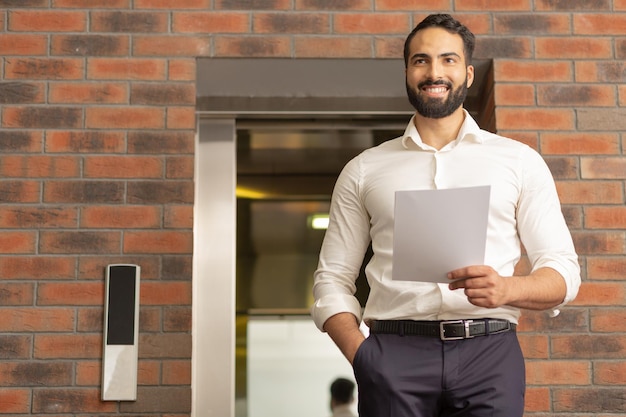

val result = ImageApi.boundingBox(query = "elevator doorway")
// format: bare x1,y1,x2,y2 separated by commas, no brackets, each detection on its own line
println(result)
234,118,406,417
193,57,492,417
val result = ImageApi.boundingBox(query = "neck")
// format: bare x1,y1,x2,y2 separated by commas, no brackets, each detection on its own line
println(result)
413,107,466,150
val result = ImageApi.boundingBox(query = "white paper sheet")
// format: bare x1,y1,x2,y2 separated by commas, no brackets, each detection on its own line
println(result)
392,186,491,283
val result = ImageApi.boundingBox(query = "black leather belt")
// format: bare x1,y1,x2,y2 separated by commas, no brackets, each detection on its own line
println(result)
371,319,515,341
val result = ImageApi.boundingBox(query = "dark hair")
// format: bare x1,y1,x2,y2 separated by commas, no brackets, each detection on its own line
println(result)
403,14,476,67
330,377,355,405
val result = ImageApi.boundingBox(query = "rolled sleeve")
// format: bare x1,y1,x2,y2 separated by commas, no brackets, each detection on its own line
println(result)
519,147,581,316
311,293,363,331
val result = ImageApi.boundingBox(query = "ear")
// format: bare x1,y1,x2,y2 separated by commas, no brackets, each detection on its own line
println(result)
466,65,475,88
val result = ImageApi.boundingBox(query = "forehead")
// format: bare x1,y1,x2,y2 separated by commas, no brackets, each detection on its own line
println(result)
408,27,466,59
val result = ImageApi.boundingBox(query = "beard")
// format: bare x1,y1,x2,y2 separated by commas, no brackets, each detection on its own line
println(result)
406,76,468,119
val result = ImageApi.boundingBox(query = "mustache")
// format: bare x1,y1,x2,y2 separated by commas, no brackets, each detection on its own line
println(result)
417,79,452,89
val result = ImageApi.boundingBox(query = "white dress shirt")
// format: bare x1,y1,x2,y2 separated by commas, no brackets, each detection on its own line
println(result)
311,111,580,331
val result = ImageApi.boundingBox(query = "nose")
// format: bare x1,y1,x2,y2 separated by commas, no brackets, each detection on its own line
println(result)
426,61,443,79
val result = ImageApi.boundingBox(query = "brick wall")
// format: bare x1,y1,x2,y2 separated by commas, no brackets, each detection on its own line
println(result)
0,0,624,416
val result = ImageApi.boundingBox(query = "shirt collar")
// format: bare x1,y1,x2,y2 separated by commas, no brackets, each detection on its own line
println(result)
401,109,484,150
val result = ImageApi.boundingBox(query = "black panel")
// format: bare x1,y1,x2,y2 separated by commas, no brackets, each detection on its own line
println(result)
106,266,137,345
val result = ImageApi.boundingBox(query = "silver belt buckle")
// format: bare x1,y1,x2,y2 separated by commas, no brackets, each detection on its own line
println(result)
439,320,474,341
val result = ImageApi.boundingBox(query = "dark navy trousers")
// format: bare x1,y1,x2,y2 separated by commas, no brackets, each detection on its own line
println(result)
352,330,525,417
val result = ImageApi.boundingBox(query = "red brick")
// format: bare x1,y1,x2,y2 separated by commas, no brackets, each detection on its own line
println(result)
494,13,570,34
85,107,165,129
0,180,41,203
83,155,163,178
91,11,168,33
494,60,572,82
295,0,371,10
576,61,626,83
0,34,48,55
138,360,161,385
557,181,623,204
375,36,405,58
34,335,102,359
0,206,77,228
39,231,121,254
0,307,76,332
167,106,196,129
0,155,80,178
526,360,591,385
0,283,33,306
333,13,410,34
53,0,130,7
255,12,329,34
168,59,196,81
135,0,210,8
587,257,626,280
0,81,45,104
585,206,626,229
376,0,449,10
535,0,611,10
551,334,626,358
594,361,626,384
215,35,291,57
2,106,83,129
591,309,626,332
172,12,249,33
581,157,626,179
49,82,128,104
295,36,372,58
518,334,549,359
538,84,615,107
0,389,31,413
128,131,195,154
540,133,620,155
32,388,116,413
166,156,194,179
162,360,192,385
573,231,625,255
574,13,626,35
76,361,101,386
496,108,574,130
52,34,130,56
124,231,193,254
141,282,192,305
164,205,193,228
571,282,626,306
128,181,194,204
536,37,613,59
454,0,531,11
0,256,76,279
37,282,103,306
494,83,535,106
8,10,87,32
45,131,126,153
524,387,550,412
5,58,84,80
132,83,195,105
163,306,192,331
133,35,212,56
81,205,162,228
87,58,167,80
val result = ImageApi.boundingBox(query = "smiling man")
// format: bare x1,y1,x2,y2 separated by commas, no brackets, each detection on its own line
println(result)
311,14,580,417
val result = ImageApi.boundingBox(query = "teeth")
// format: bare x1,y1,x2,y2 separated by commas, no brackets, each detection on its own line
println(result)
425,87,447,93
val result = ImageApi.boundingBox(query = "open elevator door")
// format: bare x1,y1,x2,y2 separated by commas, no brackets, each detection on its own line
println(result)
194,58,491,417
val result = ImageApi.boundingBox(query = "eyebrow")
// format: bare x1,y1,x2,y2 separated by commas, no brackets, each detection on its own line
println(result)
410,52,462,61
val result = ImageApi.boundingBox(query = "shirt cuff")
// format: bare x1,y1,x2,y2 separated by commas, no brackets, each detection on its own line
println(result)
310,294,363,331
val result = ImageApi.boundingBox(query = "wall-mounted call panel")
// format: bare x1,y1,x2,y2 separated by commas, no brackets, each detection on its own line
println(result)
102,264,140,401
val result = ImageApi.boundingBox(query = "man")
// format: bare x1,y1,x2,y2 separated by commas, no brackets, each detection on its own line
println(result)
311,13,580,417
329,377,357,417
